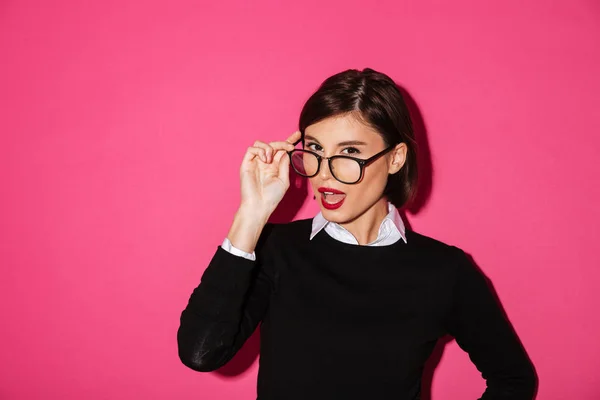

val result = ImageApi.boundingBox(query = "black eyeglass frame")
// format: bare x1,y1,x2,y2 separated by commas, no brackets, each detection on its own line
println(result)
287,144,395,184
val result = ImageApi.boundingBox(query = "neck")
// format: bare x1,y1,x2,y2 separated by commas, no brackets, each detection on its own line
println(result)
339,198,389,245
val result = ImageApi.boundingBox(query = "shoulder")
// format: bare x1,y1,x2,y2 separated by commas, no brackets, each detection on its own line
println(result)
253,218,312,266
257,218,312,250
406,231,490,291
405,229,471,271
405,229,461,254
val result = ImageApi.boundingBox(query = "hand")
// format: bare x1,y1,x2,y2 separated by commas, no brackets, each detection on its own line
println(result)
239,131,301,218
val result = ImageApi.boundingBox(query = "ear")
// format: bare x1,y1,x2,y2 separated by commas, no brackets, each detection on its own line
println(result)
388,143,407,175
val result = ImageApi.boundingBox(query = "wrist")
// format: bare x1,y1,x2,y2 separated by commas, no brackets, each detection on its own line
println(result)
226,207,269,254
237,203,272,224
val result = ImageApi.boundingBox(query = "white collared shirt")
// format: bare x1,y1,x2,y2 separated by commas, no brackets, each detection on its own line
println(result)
221,202,407,261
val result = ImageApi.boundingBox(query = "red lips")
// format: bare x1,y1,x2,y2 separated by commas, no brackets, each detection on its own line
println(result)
318,187,345,194
318,187,346,210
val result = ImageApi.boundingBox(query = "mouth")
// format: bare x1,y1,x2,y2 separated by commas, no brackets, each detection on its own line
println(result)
318,187,346,210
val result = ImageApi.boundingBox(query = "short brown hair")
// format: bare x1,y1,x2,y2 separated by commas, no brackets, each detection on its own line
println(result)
298,68,418,209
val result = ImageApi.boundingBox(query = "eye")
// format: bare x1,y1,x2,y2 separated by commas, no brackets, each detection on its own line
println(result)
306,142,323,152
341,147,361,155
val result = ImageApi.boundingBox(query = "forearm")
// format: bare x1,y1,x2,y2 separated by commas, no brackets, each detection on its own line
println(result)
479,362,537,399
177,247,268,372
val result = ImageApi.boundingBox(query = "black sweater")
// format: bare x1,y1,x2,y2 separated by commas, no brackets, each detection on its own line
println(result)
177,219,536,399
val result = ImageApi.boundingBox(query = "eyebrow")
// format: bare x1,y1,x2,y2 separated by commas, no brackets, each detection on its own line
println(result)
304,135,368,147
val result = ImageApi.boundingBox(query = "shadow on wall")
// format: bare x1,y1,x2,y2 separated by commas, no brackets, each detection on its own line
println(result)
210,85,537,399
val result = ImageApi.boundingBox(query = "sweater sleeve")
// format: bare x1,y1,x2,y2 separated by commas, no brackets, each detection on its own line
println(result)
177,224,276,372
446,247,537,399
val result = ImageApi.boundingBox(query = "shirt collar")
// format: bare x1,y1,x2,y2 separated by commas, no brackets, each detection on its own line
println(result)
310,201,407,244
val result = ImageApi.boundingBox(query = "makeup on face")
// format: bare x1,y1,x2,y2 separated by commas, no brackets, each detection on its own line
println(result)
318,187,346,210
304,114,389,214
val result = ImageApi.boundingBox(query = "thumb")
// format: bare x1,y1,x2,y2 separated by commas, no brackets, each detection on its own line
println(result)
277,151,291,185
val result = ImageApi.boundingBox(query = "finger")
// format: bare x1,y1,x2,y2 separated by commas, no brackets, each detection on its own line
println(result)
272,149,286,164
268,140,295,152
277,150,291,185
243,147,267,163
285,130,302,145
253,141,275,163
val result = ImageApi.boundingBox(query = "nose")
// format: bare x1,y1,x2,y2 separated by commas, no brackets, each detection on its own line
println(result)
318,157,333,181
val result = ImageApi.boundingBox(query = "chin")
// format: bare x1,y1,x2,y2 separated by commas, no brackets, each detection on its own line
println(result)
320,205,355,223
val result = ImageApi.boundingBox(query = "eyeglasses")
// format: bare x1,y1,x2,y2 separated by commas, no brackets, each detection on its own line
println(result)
287,145,394,184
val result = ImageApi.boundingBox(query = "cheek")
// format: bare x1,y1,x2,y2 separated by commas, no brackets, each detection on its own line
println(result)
359,164,389,190
308,177,320,193
343,173,388,206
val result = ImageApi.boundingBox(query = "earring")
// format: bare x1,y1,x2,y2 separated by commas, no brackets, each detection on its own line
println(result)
313,195,316,200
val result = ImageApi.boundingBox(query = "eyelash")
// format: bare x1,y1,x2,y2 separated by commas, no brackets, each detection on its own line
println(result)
343,147,361,155
306,143,361,155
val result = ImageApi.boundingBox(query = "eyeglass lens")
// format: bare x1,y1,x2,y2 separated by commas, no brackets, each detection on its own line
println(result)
290,152,362,184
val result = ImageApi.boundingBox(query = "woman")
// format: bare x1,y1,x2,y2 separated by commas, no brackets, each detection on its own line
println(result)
177,68,536,399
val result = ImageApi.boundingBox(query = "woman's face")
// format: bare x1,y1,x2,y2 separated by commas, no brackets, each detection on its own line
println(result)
303,113,405,224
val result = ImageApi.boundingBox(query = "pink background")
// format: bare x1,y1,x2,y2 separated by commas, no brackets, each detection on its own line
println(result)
1,0,599,399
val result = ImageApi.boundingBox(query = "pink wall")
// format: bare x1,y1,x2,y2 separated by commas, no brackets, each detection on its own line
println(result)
1,0,599,398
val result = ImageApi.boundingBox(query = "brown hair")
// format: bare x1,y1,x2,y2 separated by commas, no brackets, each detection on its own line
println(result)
298,68,418,209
